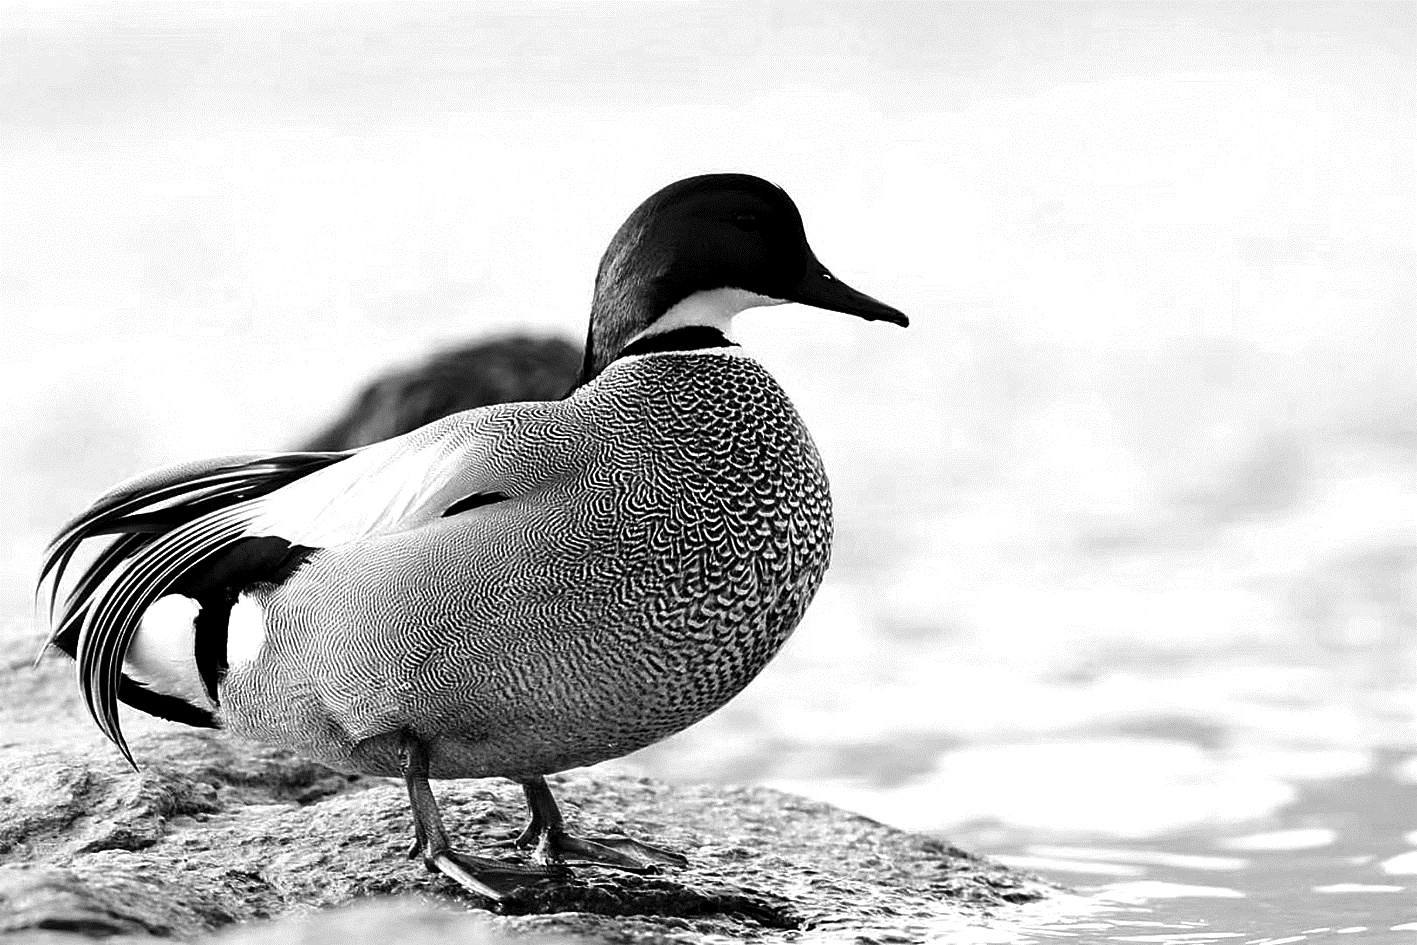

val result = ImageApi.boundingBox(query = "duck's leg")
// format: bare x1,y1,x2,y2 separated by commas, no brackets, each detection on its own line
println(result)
399,733,565,899
514,775,689,870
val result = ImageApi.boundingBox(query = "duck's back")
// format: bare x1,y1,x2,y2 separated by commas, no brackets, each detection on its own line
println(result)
220,349,833,779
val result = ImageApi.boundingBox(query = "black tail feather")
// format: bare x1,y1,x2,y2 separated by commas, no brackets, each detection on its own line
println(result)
45,531,149,660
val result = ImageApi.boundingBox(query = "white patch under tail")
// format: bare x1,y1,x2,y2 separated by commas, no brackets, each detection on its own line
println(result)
227,594,267,669
123,595,217,712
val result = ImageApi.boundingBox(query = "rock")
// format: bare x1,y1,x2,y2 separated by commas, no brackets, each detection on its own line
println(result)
2,631,1055,944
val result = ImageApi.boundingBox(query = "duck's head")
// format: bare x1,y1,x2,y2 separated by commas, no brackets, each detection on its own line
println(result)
582,173,908,381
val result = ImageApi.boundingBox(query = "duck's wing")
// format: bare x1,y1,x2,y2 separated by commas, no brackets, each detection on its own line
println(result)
38,402,565,765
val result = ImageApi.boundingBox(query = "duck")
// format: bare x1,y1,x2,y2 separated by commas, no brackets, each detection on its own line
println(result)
299,335,583,452
37,173,908,901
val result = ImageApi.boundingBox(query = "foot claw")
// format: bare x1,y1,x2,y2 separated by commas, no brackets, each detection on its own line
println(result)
514,777,688,875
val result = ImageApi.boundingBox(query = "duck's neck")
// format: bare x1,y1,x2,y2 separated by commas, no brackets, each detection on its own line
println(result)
580,286,782,383
632,288,761,343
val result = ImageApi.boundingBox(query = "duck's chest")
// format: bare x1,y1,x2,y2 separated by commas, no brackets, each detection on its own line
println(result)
583,353,834,642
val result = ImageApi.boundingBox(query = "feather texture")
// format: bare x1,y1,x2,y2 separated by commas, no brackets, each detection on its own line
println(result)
244,407,550,547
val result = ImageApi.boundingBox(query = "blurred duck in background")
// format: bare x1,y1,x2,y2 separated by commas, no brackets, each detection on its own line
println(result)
300,335,583,452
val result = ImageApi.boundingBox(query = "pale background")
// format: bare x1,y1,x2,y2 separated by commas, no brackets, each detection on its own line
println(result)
2,3,1414,935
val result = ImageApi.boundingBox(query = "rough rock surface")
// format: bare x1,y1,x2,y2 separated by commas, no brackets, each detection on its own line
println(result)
1,628,1056,943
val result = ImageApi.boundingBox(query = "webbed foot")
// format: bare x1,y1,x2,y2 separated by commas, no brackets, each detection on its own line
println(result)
517,776,689,872
524,828,689,871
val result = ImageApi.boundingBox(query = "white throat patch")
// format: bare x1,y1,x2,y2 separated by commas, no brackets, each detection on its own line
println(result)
627,287,787,347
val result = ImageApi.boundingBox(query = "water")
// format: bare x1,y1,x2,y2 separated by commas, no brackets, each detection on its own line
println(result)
985,772,1417,939
3,5,1413,940
617,438,1417,941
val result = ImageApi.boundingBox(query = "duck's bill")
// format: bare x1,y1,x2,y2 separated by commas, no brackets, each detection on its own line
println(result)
790,261,909,327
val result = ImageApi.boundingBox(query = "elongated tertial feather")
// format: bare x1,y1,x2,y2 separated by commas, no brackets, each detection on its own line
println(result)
82,506,258,763
36,452,345,766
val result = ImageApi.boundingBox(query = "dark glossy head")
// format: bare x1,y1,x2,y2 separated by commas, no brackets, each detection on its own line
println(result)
583,173,908,379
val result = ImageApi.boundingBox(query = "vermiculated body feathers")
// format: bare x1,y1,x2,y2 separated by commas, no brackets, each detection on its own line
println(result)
224,349,831,779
